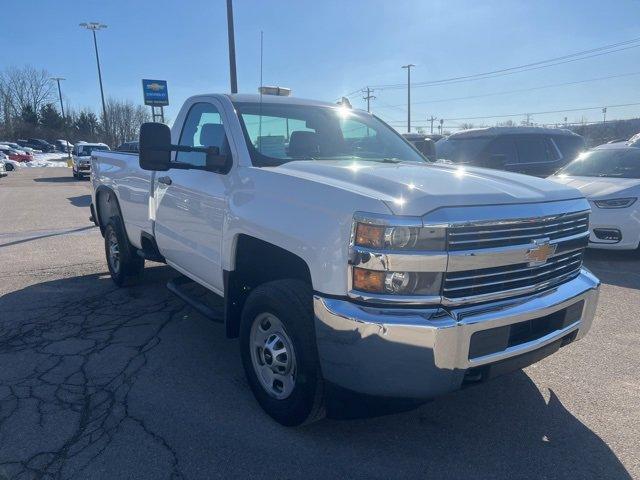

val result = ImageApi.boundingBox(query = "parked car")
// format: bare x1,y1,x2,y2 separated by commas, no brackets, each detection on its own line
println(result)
19,138,55,152
0,151,19,171
89,92,600,426
0,144,32,162
0,160,7,177
72,142,110,179
54,139,74,153
436,127,585,177
5,143,38,155
116,141,139,153
548,146,640,250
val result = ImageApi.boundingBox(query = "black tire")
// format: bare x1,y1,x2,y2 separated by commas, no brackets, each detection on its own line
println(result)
5,164,14,172
240,279,325,426
104,216,144,287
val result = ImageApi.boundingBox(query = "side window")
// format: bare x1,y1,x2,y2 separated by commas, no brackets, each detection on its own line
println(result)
241,114,314,159
485,136,517,164
554,135,584,161
177,102,229,166
515,136,551,164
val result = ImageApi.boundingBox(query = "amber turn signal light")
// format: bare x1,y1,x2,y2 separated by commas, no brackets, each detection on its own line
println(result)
352,267,385,293
355,223,385,248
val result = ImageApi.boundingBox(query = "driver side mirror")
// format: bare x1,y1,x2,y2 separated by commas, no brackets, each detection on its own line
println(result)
416,139,436,161
486,154,507,170
139,122,171,171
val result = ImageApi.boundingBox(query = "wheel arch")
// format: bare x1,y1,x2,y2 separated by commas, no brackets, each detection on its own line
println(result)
95,185,122,236
224,234,313,338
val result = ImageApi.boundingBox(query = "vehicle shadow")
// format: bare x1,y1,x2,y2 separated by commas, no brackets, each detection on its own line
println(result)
584,249,639,290
32,176,77,183
0,268,631,479
67,194,92,207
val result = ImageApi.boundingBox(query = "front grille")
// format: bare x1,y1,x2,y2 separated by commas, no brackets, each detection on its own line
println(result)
447,212,589,251
444,250,583,302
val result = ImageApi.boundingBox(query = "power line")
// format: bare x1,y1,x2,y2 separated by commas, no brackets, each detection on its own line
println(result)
372,37,640,89
374,71,640,110
369,36,640,90
441,101,640,121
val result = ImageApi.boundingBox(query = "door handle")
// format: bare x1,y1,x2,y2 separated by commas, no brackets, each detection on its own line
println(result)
158,176,172,186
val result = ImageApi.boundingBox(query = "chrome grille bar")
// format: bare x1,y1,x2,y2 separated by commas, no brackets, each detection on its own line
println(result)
443,250,584,301
447,213,589,251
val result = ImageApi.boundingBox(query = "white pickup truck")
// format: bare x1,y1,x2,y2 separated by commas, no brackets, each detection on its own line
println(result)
90,93,600,426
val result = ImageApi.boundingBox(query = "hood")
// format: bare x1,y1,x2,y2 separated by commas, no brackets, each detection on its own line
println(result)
548,175,640,199
271,160,583,215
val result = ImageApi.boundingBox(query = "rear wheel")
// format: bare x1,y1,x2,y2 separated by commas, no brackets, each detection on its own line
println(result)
104,216,144,286
4,163,14,171
240,279,325,426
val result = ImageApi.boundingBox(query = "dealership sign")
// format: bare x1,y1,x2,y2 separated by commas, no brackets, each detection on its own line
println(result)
142,79,169,106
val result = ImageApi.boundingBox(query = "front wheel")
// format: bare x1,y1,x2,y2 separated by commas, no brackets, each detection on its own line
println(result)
240,279,325,426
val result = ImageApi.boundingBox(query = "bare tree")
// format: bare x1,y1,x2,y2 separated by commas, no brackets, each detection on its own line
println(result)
103,98,150,147
0,65,55,118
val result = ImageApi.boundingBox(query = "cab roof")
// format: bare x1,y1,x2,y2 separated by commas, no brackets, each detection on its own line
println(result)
448,126,581,139
225,93,345,109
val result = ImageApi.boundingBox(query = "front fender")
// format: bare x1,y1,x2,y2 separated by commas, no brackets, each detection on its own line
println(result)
222,167,390,296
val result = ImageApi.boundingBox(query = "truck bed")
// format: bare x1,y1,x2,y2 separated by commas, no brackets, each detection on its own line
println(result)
92,150,154,249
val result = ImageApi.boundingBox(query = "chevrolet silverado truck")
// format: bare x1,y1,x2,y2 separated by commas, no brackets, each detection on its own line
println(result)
90,92,600,426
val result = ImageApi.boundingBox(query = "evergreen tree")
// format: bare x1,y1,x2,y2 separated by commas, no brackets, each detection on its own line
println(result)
40,103,64,132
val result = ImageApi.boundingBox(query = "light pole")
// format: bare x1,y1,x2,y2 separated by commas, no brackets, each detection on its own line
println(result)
401,64,415,132
226,0,238,93
80,22,109,138
50,77,66,118
50,77,71,159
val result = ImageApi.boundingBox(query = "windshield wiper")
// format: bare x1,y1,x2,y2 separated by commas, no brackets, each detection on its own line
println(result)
380,157,403,164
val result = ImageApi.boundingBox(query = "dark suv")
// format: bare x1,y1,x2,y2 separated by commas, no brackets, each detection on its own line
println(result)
18,138,56,153
435,127,585,177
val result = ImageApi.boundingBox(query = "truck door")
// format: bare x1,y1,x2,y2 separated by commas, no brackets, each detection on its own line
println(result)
153,101,231,294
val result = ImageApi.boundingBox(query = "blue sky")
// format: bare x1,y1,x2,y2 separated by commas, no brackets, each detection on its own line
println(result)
2,0,640,131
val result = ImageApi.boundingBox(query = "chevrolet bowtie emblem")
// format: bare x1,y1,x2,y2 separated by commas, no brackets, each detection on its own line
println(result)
526,240,557,265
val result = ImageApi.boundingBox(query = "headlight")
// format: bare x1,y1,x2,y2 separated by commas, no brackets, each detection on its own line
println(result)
350,212,446,300
352,268,442,296
593,197,637,209
353,213,445,251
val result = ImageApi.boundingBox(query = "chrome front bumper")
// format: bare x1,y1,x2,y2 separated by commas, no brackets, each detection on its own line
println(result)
314,268,600,398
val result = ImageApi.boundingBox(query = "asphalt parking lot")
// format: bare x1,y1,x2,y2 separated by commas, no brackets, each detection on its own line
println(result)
0,167,639,479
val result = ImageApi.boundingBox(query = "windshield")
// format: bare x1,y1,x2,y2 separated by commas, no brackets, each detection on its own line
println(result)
559,148,640,178
79,145,109,156
435,137,491,163
233,102,425,166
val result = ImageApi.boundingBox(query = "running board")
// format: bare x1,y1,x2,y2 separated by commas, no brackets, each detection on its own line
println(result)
166,276,224,323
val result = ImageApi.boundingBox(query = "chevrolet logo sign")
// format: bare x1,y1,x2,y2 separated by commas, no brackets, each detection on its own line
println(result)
526,239,557,266
147,83,165,92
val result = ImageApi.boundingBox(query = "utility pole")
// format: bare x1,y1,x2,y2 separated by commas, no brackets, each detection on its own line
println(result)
401,64,415,132
525,113,531,126
439,118,443,134
80,22,109,139
363,87,375,113
50,77,71,160
428,115,436,134
226,0,238,93
564,116,568,127
602,107,607,125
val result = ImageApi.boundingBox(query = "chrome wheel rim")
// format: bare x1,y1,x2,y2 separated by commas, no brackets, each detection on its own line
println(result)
249,313,296,399
107,229,120,273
